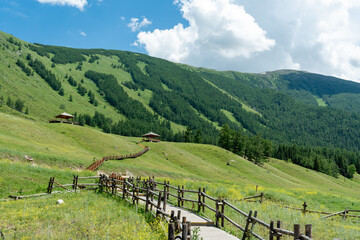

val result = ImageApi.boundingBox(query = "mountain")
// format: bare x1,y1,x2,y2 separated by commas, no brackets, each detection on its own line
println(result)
1,31,360,159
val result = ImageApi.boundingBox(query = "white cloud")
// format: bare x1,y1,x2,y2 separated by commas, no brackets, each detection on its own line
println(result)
128,17,152,32
134,0,360,82
135,0,275,68
36,0,88,11
80,31,87,37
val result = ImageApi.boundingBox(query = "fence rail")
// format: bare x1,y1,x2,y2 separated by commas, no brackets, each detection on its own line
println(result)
8,174,360,239
86,146,150,171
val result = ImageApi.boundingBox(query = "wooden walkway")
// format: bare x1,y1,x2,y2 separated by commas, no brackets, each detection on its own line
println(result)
140,196,240,240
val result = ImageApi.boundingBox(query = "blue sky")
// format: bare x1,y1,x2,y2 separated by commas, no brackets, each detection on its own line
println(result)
2,0,360,82
0,0,184,51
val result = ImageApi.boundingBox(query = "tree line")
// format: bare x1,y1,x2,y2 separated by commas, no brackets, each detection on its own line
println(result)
218,124,359,178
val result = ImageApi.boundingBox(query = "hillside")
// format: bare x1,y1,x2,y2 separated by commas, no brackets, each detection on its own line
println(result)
1,31,360,179
1,112,359,206
1,112,359,239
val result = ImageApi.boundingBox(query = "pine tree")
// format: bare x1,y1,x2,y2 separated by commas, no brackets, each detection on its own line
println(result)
219,124,231,150
194,129,202,143
6,97,13,108
59,88,64,96
14,99,24,112
184,126,192,143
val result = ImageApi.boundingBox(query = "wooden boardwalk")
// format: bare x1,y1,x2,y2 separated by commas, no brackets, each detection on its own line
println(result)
140,196,240,240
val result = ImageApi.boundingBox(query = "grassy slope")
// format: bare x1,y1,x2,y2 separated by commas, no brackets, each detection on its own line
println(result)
1,112,359,207
1,112,359,239
0,31,186,133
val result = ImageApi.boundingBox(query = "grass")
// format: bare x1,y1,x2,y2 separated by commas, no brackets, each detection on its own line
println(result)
0,191,166,240
0,103,359,239
0,31,186,132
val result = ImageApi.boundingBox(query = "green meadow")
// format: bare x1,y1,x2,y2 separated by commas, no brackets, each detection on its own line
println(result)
0,112,359,239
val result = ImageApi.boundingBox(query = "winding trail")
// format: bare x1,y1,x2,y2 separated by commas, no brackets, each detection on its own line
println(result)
139,196,240,240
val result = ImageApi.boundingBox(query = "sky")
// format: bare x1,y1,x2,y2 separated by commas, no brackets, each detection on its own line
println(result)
2,0,360,82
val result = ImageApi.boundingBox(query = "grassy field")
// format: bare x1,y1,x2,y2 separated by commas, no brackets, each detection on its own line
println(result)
0,191,166,240
0,112,359,239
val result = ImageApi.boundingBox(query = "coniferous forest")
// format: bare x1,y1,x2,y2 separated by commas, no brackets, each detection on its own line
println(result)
3,39,360,179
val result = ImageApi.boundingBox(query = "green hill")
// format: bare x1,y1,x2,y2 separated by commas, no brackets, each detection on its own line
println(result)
1,30,360,176
1,30,360,149
0,112,359,239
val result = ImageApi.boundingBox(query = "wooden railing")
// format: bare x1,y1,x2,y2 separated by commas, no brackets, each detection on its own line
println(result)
10,175,360,239
86,146,150,171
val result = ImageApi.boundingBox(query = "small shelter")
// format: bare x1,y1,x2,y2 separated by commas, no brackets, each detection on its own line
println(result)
142,132,160,142
49,112,77,125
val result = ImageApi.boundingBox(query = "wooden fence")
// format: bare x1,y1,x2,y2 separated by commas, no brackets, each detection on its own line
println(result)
10,174,360,239
276,202,360,219
44,175,313,240
86,146,150,171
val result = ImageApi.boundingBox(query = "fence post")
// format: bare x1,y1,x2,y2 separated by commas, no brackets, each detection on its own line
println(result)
72,175,76,191
344,207,347,219
305,224,312,238
111,178,115,195
122,179,126,199
294,224,300,240
276,220,281,240
302,202,307,214
163,180,168,211
269,220,274,240
132,183,136,204
198,188,202,212
178,185,181,207
99,175,103,193
187,221,192,240
168,222,175,240
170,210,175,221
248,211,257,240
182,217,188,240
202,188,206,212
47,177,54,194
167,181,170,199
181,185,184,207
221,200,225,228
260,192,264,204
242,210,252,240
215,199,220,228
156,192,162,217
75,175,78,192
150,188,154,211
145,186,149,212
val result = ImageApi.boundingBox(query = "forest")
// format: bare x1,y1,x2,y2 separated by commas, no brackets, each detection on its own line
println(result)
16,43,360,179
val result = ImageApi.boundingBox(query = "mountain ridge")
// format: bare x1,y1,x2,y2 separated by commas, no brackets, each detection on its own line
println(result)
2,31,360,153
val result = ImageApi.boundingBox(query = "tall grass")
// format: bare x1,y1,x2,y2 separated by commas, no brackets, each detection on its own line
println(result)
0,191,166,240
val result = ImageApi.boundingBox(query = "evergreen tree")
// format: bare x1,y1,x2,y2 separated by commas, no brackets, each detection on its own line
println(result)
6,97,13,108
194,129,202,143
184,126,193,143
219,124,231,150
14,99,24,112
69,95,73,102
59,88,64,96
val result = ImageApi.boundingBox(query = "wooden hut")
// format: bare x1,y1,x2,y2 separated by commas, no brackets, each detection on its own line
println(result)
142,132,160,142
49,112,77,125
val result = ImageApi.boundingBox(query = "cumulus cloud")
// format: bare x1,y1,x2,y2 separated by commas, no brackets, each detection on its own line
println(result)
134,0,360,81
135,0,275,68
36,0,88,11
128,17,152,32
80,31,87,37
